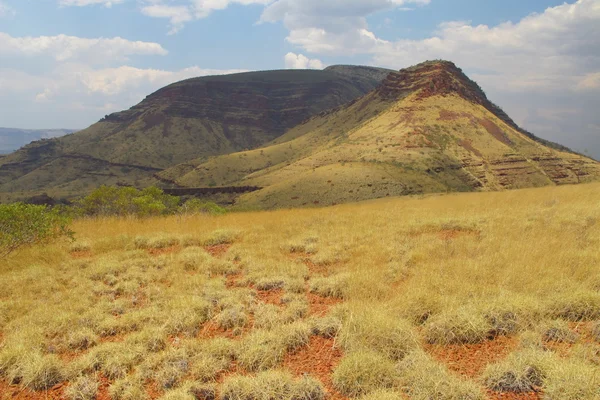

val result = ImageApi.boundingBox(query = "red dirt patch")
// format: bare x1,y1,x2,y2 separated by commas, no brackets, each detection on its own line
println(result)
147,245,181,257
0,381,65,400
284,336,347,400
425,336,519,378
204,244,231,258
307,293,342,317
256,289,283,306
438,228,480,241
70,250,93,259
478,118,512,146
198,317,254,340
458,139,483,158
225,273,243,288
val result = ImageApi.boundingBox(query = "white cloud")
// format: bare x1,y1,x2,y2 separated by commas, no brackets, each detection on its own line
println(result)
59,0,125,6
284,52,323,69
137,0,272,33
0,1,15,17
577,72,600,91
0,30,245,129
0,32,168,64
141,4,193,34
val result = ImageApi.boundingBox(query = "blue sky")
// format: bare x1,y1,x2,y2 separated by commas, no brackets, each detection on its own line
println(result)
0,0,599,157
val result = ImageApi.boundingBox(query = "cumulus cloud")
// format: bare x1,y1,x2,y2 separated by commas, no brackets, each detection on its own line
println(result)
284,52,323,69
0,32,168,64
138,0,272,33
59,0,125,6
0,1,15,17
0,31,245,129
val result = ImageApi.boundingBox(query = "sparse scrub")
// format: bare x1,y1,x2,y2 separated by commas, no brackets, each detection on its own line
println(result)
64,374,99,400
358,390,405,400
592,321,600,343
397,350,485,399
548,290,600,321
109,376,149,400
221,370,325,400
337,308,417,360
424,307,492,345
482,349,552,393
332,350,397,397
544,358,600,399
2,183,600,397
203,229,239,246
19,353,65,390
179,199,227,215
310,315,342,338
215,305,249,330
309,274,349,299
541,320,579,344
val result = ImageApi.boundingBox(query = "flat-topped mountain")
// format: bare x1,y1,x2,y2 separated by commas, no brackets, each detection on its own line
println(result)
0,66,393,199
159,61,600,209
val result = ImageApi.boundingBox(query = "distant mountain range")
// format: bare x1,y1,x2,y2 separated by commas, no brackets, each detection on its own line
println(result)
0,62,598,207
0,128,77,154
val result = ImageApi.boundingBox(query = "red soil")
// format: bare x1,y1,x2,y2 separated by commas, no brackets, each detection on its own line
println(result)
307,293,342,317
425,336,519,379
438,228,480,241
70,250,93,259
0,381,65,400
147,245,181,256
283,336,347,400
225,273,243,288
204,244,231,258
256,289,283,306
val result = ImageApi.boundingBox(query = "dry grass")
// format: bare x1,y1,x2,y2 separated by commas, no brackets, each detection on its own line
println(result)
1,183,599,397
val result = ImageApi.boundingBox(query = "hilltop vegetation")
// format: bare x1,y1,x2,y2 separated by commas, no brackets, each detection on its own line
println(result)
1,183,599,399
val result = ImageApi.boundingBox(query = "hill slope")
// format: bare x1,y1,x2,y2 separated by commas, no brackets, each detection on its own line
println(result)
0,66,392,199
160,61,600,209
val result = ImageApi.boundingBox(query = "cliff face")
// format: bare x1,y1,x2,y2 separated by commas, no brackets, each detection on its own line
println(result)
0,67,392,198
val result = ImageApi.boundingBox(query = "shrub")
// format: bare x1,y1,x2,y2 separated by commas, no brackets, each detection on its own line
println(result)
424,307,492,345
332,350,397,397
592,321,600,343
221,370,325,400
540,320,578,344
544,358,600,399
548,290,600,321
180,199,227,215
337,309,417,360
397,350,485,399
0,203,73,256
309,274,349,299
65,374,99,400
482,349,552,393
76,186,179,217
20,353,65,390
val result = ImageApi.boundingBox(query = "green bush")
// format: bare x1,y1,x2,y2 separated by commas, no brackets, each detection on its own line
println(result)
180,199,227,215
0,203,73,256
76,186,180,217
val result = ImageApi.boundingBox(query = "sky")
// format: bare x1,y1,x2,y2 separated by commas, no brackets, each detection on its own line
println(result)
0,0,599,158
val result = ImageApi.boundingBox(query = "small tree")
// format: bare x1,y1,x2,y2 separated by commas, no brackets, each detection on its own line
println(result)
0,203,74,257
76,186,180,217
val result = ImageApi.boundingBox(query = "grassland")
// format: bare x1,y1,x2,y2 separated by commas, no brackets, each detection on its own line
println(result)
1,183,600,399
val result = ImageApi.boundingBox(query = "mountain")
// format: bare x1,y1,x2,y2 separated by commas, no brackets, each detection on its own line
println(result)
0,66,393,199
0,128,77,154
159,61,600,209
